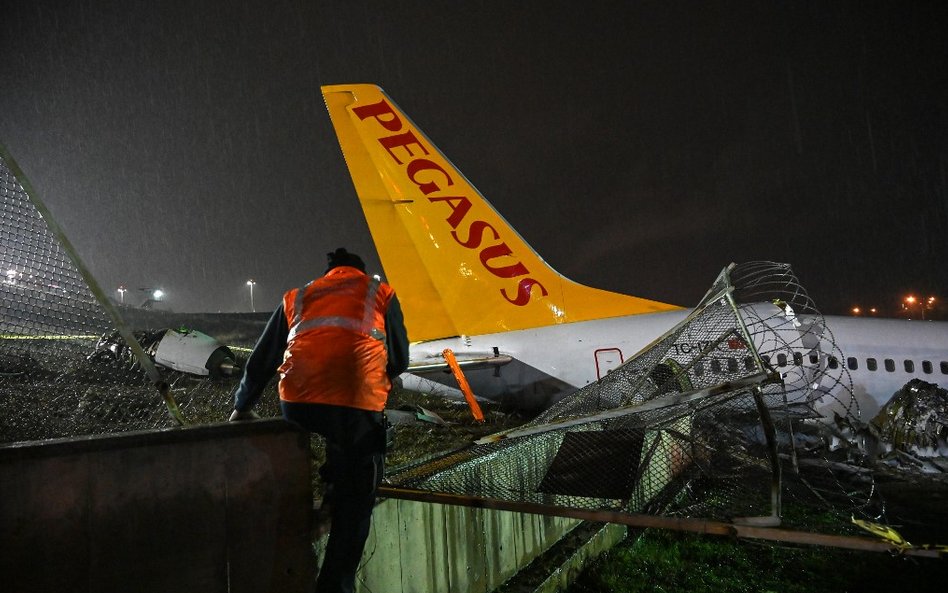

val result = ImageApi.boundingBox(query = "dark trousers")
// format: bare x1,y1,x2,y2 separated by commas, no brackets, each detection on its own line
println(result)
281,401,385,593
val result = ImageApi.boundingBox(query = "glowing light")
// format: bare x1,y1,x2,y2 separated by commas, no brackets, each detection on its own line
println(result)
904,294,934,320
246,279,256,312
153,289,164,300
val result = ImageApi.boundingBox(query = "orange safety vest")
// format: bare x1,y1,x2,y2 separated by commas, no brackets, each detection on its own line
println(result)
278,266,395,411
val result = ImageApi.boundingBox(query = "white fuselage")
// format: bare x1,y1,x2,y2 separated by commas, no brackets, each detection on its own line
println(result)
407,311,948,415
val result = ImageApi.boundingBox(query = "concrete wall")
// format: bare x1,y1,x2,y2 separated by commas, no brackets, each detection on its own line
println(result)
336,498,581,593
341,420,691,592
1,420,631,593
0,420,315,593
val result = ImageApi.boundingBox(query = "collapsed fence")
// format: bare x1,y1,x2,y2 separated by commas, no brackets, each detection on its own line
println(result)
0,148,247,444
380,261,917,552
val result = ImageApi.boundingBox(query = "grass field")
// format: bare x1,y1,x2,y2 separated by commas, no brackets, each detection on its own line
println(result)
568,525,947,593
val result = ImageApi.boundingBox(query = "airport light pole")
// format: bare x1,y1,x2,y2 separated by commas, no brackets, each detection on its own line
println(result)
904,295,934,320
905,295,918,319
247,279,256,312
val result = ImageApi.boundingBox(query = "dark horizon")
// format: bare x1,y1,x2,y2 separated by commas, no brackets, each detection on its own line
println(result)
1,1,946,317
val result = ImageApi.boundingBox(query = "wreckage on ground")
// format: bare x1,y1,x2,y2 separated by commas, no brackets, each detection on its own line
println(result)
381,262,946,552
868,379,948,473
89,326,238,378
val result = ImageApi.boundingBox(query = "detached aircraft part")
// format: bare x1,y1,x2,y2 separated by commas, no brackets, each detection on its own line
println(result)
153,328,238,377
91,327,238,378
869,379,948,472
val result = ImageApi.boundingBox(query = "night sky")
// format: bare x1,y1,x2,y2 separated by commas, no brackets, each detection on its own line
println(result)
1,1,946,316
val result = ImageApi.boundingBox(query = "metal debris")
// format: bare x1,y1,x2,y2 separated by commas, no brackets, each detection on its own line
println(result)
869,379,948,472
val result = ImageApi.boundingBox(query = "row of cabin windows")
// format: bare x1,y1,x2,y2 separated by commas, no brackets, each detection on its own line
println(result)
693,353,948,376
694,357,756,376
825,356,944,375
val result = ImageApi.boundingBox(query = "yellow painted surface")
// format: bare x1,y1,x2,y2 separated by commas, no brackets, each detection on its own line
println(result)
322,84,681,342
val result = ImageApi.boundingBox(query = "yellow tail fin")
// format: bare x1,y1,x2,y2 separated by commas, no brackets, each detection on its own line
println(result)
322,84,680,341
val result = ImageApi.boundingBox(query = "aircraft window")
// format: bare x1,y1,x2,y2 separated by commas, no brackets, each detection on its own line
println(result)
922,361,933,374
743,356,755,371
710,359,722,374
884,359,895,372
904,360,914,373
793,352,803,366
847,357,858,371
942,361,948,375
828,356,839,369
695,361,704,377
727,357,738,373
809,353,819,364
867,358,877,371
777,353,787,367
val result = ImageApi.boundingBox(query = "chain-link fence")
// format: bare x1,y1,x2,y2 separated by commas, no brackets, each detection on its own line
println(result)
0,150,261,444
386,262,879,530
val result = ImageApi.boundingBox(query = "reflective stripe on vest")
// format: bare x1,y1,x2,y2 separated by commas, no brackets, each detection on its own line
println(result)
287,277,385,342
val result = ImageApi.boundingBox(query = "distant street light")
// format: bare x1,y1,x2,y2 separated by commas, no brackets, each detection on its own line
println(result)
117,286,126,304
904,295,934,320
246,279,256,312
153,289,164,301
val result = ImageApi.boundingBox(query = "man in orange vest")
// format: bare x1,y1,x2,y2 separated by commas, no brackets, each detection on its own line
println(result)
229,247,409,593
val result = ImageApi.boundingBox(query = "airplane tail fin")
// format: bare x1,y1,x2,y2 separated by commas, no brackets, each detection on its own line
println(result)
322,84,680,342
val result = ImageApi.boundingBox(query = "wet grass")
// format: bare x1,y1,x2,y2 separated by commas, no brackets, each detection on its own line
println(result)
568,521,948,593
567,469,948,592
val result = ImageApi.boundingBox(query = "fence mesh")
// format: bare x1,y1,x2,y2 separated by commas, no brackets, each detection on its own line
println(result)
0,152,245,444
386,262,879,528
0,148,882,534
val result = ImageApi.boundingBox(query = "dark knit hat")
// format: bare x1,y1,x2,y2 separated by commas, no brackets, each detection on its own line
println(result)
326,247,366,273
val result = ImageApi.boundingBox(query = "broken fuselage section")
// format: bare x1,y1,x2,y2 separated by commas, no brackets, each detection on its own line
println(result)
90,327,238,378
